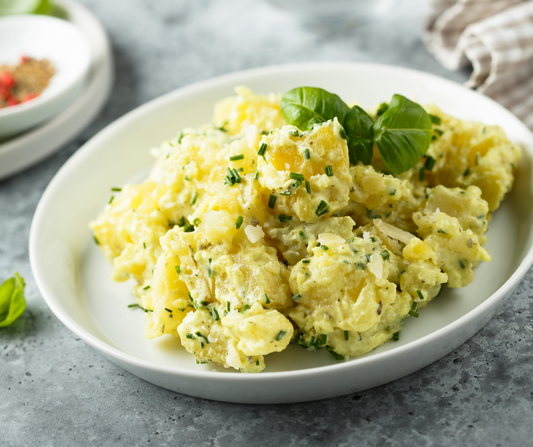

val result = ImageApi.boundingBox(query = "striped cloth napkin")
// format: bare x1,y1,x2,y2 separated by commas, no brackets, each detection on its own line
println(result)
424,0,533,130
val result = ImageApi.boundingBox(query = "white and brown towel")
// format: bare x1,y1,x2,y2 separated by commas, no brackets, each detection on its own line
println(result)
424,0,533,129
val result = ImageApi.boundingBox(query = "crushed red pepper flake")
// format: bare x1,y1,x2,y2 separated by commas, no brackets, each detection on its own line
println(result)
0,56,55,108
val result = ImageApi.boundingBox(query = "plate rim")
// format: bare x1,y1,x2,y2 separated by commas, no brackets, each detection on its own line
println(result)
30,61,533,392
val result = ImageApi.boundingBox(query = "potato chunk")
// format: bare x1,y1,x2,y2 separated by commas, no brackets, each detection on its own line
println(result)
257,119,352,222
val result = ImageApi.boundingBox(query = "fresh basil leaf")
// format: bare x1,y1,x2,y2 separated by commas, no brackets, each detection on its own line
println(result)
372,94,432,175
375,102,389,117
0,273,26,327
281,87,350,131
344,105,374,165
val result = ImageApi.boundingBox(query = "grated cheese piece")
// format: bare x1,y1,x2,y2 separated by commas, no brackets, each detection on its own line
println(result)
368,252,383,279
245,225,264,243
318,233,345,247
373,218,415,244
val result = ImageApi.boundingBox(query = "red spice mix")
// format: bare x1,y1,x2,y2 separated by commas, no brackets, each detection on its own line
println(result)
0,56,55,108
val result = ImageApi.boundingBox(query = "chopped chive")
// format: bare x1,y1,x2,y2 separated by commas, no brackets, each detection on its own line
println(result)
210,307,220,321
434,128,444,137
429,114,442,125
185,333,195,339
344,331,349,341
253,171,259,180
464,168,470,176
241,304,250,313
299,231,306,238
178,216,186,227
326,346,344,360
408,302,419,318
256,360,259,365
319,334,327,346
175,265,181,274
437,229,446,234
339,126,347,140
325,165,333,176
264,294,270,304
291,293,301,302
459,260,466,269
195,331,210,343
305,180,311,194
193,218,201,226
419,167,425,181
184,223,194,232
291,180,302,189
143,242,146,249
111,187,122,192
392,332,399,341
417,290,424,300
356,262,366,270
302,259,310,264
304,148,311,160
289,172,305,181
231,168,241,183
188,292,193,301
109,196,114,204
425,156,436,171
93,236,100,245
371,237,377,243
315,200,329,217
390,188,396,196
257,143,267,156
320,245,329,251
191,191,198,205
278,214,292,222
476,152,481,165
364,254,371,262
380,250,390,260
165,308,172,313
280,191,292,196
275,330,287,341
227,302,231,312
229,154,244,161
268,194,277,209
143,285,151,290
235,215,244,229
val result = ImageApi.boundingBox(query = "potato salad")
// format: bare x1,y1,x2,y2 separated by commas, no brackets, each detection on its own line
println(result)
90,86,520,372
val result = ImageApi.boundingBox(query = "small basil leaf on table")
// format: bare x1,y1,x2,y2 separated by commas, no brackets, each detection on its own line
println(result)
344,105,374,165
0,273,26,327
372,94,432,175
281,87,350,131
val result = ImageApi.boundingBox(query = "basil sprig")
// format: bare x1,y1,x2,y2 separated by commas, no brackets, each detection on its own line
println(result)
280,87,432,174
281,87,350,131
0,273,26,327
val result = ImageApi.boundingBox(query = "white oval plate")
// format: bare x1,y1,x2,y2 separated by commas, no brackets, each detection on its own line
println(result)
0,0,113,180
30,62,533,404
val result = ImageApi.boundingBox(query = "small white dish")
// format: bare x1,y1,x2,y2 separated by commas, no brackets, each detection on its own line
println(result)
0,0,113,181
30,62,533,404
0,14,91,138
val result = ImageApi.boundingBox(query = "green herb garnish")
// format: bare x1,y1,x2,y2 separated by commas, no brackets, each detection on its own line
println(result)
235,215,244,229
257,142,267,156
268,194,277,209
289,172,305,181
0,273,25,328
315,200,329,217
229,154,244,161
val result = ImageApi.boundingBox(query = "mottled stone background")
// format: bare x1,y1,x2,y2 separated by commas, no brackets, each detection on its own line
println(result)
1,0,532,445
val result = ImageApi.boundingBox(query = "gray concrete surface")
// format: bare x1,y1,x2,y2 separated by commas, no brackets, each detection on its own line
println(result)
1,0,532,445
